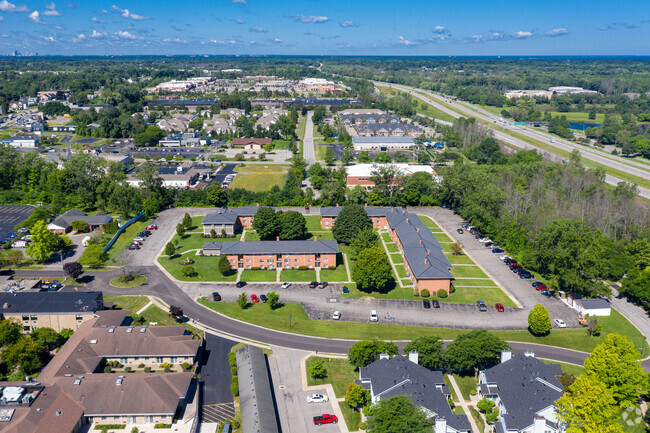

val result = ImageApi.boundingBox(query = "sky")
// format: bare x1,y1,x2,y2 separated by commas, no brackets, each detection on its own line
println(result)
0,0,648,56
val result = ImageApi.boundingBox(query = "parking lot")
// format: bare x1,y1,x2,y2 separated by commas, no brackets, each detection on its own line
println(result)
131,146,215,160
210,163,238,187
0,205,35,240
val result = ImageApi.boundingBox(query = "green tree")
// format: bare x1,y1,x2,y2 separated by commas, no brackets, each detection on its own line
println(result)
586,315,602,337
266,291,280,310
176,224,186,237
345,383,370,409
134,125,165,147
31,327,63,350
583,334,648,409
252,207,281,240
0,320,22,347
475,137,505,165
219,255,234,276
324,147,335,165
365,395,432,433
181,266,197,278
279,211,308,240
63,261,83,280
341,149,354,164
206,183,228,207
352,247,394,293
332,204,372,244
237,292,248,309
25,220,59,262
81,244,107,268
444,330,510,375
348,340,399,369
1,335,46,375
350,227,379,260
312,106,326,124
71,220,90,233
308,359,327,379
189,118,204,130
182,212,192,229
528,304,551,336
403,336,444,369
556,375,623,433
164,242,176,257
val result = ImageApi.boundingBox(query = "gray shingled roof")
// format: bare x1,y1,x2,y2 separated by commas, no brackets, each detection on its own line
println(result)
203,206,262,225
352,136,415,144
203,242,224,251
220,240,338,255
576,298,610,310
356,123,422,134
360,356,470,432
0,291,103,314
236,345,280,433
49,209,113,229
481,354,563,431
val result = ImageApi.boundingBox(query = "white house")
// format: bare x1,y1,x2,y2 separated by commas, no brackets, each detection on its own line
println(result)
573,298,611,317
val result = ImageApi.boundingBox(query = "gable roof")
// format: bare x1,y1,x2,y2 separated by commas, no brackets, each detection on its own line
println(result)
232,138,272,146
236,345,280,433
481,354,563,431
220,240,338,255
203,206,263,225
49,209,113,230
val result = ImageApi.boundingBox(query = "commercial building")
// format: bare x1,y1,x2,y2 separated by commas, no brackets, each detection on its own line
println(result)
204,239,338,270
356,122,422,137
346,164,435,189
339,113,399,125
320,206,452,295
479,351,565,433
297,78,336,92
127,165,202,189
0,136,40,148
231,138,272,150
359,353,470,433
0,291,104,333
352,136,416,151
47,209,113,234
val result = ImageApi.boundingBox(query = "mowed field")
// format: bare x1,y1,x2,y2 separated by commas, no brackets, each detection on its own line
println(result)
229,164,289,192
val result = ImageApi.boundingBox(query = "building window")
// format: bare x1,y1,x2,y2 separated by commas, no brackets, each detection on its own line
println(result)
308,258,312,262
22,316,29,322
128,416,136,424
171,357,178,363
246,266,251,269
32,325,39,330
145,415,154,424
246,259,251,263
120,357,127,365
294,259,299,263
75,315,83,321
30,315,37,321
323,258,328,262
23,326,30,332
156,357,163,363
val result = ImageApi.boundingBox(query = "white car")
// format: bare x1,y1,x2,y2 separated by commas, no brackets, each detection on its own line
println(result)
133,237,145,242
553,319,566,328
499,255,511,261
479,238,492,244
307,393,329,403
332,311,341,320
281,282,291,289
370,310,378,322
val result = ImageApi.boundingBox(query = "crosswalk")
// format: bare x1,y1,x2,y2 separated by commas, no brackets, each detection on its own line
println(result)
201,403,235,424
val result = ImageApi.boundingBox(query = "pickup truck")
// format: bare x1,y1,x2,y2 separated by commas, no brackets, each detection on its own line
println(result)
313,414,338,426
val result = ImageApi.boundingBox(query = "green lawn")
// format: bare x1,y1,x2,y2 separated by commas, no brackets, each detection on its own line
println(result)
418,215,443,230
198,300,650,355
272,139,291,150
305,356,357,397
452,278,498,287
296,117,307,141
110,275,147,288
453,374,478,400
167,233,242,254
450,266,490,279
320,265,348,282
104,295,150,314
381,232,393,243
243,231,260,241
541,360,585,377
620,406,647,433
433,232,454,243
157,252,238,282
385,242,399,253
443,375,459,402
280,269,317,282
394,264,408,279
305,215,323,232
240,270,278,282
469,407,486,433
138,305,203,336
446,254,476,265
106,218,152,264
443,287,517,307
390,252,404,264
230,165,288,192
306,231,335,241
339,403,361,431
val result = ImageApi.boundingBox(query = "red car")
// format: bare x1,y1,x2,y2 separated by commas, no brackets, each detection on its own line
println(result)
251,294,259,303
495,303,504,312
536,284,547,291
146,224,158,230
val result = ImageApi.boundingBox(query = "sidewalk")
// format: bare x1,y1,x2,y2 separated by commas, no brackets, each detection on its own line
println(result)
446,374,482,433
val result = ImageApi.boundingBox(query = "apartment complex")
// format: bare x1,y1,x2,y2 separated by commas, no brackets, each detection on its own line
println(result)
320,206,453,295
0,291,104,333
346,164,435,189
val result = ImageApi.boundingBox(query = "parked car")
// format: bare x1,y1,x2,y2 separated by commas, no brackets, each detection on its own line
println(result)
520,272,533,279
133,237,145,242
332,311,341,320
17,228,29,233
6,234,16,239
532,281,543,288
457,228,463,234
131,240,143,246
318,282,328,289
423,299,431,309
236,281,246,288
432,299,440,308
495,303,504,312
260,294,268,303
479,238,492,244
540,289,550,296
251,294,259,303
370,310,378,322
146,224,158,230
492,248,504,253
536,284,547,291
477,300,487,312
127,244,140,250
281,282,291,289
307,394,329,403
309,281,318,288
499,255,511,261
341,286,350,294
313,414,338,426
212,292,221,302
553,319,566,328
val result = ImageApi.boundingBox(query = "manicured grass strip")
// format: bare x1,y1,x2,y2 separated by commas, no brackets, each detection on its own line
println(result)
305,357,357,398
443,287,516,307
105,218,151,264
305,215,323,232
306,231,335,241
541,360,585,377
169,232,242,252
394,264,408,279
240,270,278,282
450,266,489,279
139,305,203,336
320,265,348,282
452,374,478,400
469,407,485,432
433,232,454,243
157,253,238,282
244,231,260,241
385,242,399,253
453,278,498,287
109,275,147,288
338,402,361,431
446,254,476,265
418,215,443,230
280,269,317,282
104,296,149,313
443,375,459,402
198,300,649,356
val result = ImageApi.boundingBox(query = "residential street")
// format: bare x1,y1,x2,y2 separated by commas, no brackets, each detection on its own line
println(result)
303,111,316,164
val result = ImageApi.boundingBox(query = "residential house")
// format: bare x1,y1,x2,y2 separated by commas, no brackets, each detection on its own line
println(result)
339,113,399,125
479,351,565,433
358,353,471,433
15,115,44,132
352,136,416,151
346,164,434,189
254,108,288,131
47,209,113,233
231,138,272,150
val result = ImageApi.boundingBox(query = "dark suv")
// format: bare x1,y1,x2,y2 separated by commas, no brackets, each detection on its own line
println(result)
477,300,487,312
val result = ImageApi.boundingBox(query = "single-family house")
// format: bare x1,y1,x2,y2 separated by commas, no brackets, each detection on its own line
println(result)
231,138,272,150
47,209,113,233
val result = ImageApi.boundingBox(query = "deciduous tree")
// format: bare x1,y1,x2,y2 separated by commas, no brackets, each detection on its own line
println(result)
444,330,509,375
252,207,281,240
350,227,379,260
219,255,234,276
26,220,59,262
63,261,83,280
365,395,431,433
556,375,623,433
266,291,280,310
168,306,183,319
528,304,551,336
279,211,308,240
332,204,372,244
352,247,393,293
403,336,444,369
348,340,399,369
345,383,370,409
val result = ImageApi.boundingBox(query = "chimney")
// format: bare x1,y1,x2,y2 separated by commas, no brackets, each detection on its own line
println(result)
416,227,419,232
435,417,447,433
218,209,221,214
406,218,409,224
336,203,339,207
391,208,394,213
402,209,405,214
379,352,389,360
419,239,422,245
427,249,430,255
276,236,280,241
256,202,259,206
533,416,546,433
424,258,427,264
500,350,512,364
408,350,418,365
524,350,535,358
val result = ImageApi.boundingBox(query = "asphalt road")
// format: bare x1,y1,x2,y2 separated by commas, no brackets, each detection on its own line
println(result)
303,111,316,164
199,334,236,405
210,163,238,186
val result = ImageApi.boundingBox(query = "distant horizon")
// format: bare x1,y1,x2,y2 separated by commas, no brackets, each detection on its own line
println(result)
2,54,650,59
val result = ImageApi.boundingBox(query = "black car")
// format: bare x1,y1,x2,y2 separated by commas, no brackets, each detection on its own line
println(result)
532,281,543,287
127,244,140,250
260,294,268,303
520,272,533,279
503,258,515,265
212,292,221,302
309,281,318,288
432,300,440,308
137,231,150,237
457,228,464,234
236,281,246,288
423,299,431,309
318,282,328,289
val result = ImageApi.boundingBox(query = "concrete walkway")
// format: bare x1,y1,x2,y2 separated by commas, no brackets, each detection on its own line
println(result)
446,374,482,433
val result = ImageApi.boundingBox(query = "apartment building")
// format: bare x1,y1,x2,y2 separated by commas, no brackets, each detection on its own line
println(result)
202,206,261,235
346,164,435,189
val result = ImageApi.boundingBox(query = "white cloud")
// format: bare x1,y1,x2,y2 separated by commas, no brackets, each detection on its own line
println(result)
28,10,43,23
398,36,418,46
294,14,328,24
0,16,4,21
271,37,282,43
339,20,356,27
116,30,136,39
72,32,85,42
0,0,29,13
110,5,150,21
249,26,267,33
546,28,569,37
43,2,61,16
163,37,187,43
513,30,533,39
432,25,448,34
234,18,245,24
232,0,246,3
210,39,226,45
90,30,106,37
91,16,105,23
100,9,107,14
41,35,55,42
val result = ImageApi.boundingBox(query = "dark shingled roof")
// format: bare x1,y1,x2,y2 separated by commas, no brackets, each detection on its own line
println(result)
49,209,113,229
236,345,280,433
203,206,262,225
480,354,563,431
220,240,338,255
576,298,610,310
360,356,470,432
0,291,103,314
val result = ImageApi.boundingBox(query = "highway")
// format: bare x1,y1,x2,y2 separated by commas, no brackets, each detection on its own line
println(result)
376,81,650,199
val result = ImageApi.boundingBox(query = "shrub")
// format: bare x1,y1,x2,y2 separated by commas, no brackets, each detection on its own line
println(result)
250,266,261,271
228,352,237,367
138,363,145,368
437,289,448,298
131,428,139,433
298,266,308,270
308,360,327,379
231,378,239,396
164,366,172,372
144,366,152,373
182,362,191,371
103,366,112,373
232,419,241,430
420,289,430,298
449,285,456,294
125,366,132,373
231,366,237,376
181,266,197,278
